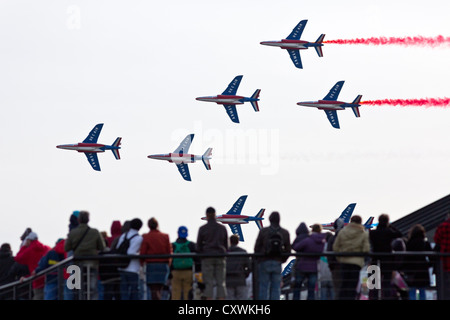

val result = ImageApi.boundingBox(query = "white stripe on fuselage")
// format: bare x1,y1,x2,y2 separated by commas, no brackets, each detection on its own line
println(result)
216,217,249,224
57,145,104,152
261,41,308,49
298,102,345,110
197,97,243,104
149,154,202,164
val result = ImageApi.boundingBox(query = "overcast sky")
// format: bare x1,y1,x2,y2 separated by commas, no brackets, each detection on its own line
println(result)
1,0,449,255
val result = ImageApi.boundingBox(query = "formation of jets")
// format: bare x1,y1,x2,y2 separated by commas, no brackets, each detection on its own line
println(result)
56,19,371,242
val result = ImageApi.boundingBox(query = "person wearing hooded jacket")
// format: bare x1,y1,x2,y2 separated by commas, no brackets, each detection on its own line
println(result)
15,232,51,300
292,224,326,300
34,238,67,300
332,215,370,300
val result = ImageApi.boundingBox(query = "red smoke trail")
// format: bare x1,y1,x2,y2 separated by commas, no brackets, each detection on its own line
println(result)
324,36,450,47
361,98,450,108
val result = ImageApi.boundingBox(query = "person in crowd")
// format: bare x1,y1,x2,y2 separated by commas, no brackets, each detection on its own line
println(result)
402,224,432,300
116,218,143,300
196,207,228,300
369,213,403,300
68,211,80,233
14,232,51,300
0,243,16,287
64,211,105,300
292,223,326,300
291,222,309,249
333,215,370,300
106,220,123,249
171,226,197,300
434,210,450,300
33,238,67,300
318,232,334,300
140,217,172,300
0,243,29,300
254,211,291,300
226,234,251,300
326,218,345,300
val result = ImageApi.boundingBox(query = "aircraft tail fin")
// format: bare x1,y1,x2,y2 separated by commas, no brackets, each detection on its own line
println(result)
351,95,362,117
314,34,325,57
254,208,265,229
202,148,213,170
364,216,375,229
250,89,261,112
111,137,122,160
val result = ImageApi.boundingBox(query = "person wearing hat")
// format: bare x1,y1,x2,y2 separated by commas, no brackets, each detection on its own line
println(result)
15,232,51,300
171,226,197,300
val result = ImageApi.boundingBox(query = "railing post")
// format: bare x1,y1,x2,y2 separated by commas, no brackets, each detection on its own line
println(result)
57,263,64,300
437,254,444,300
252,255,258,300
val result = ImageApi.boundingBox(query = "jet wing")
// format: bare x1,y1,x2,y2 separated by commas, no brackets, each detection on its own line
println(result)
282,259,296,276
286,20,307,40
222,75,243,96
229,224,245,242
176,163,192,181
287,49,303,69
223,105,240,123
83,123,103,143
85,152,101,171
173,134,194,154
324,110,340,129
226,195,248,215
323,81,345,101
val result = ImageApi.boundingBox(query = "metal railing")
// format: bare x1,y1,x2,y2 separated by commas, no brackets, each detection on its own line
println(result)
1,251,449,300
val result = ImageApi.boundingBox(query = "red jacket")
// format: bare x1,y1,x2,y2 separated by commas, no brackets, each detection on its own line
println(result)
140,229,172,264
434,218,450,271
15,240,51,289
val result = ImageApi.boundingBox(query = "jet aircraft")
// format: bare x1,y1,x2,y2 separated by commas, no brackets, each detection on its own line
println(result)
56,123,121,171
196,75,261,123
147,134,212,181
260,19,325,69
201,195,264,241
318,203,357,231
297,80,362,129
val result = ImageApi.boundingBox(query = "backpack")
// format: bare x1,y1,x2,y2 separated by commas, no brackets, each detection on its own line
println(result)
265,227,285,257
99,232,138,281
172,241,193,270
111,232,139,268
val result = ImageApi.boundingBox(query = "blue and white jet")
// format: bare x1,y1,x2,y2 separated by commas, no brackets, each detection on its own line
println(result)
196,75,261,123
148,134,212,181
57,123,121,171
202,195,265,241
260,19,325,69
297,81,363,129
